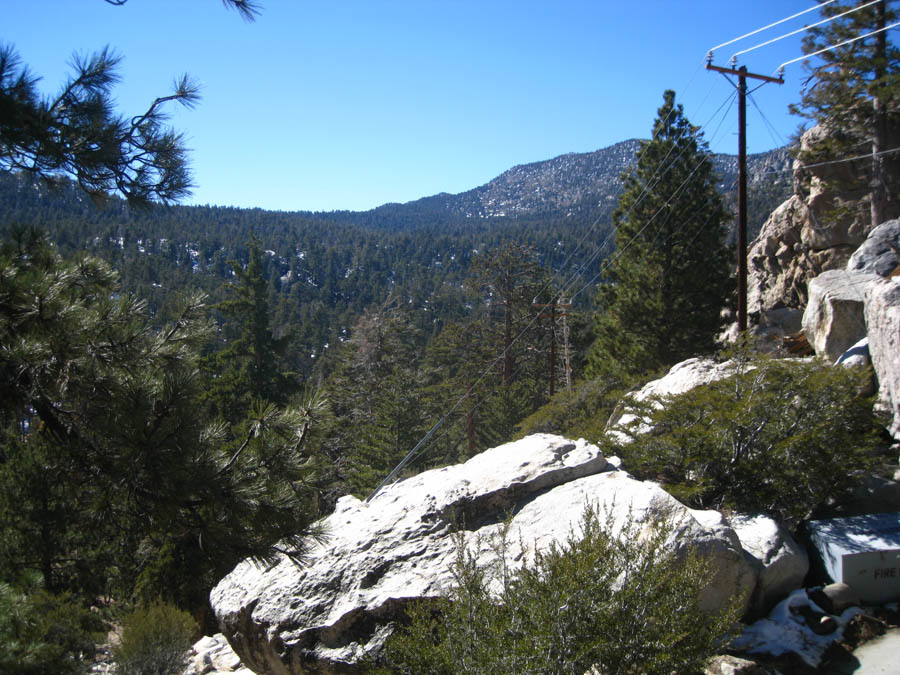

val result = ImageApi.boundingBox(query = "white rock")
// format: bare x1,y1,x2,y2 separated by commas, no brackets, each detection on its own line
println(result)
748,125,875,318
802,269,880,363
864,278,900,439
836,337,870,368
211,434,756,674
185,633,244,675
728,514,809,615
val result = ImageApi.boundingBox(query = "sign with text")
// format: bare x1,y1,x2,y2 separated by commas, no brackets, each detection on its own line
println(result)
808,512,900,605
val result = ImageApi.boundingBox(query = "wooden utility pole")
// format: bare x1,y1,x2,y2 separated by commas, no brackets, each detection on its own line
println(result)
533,300,572,397
872,0,888,228
561,300,572,393
706,57,782,333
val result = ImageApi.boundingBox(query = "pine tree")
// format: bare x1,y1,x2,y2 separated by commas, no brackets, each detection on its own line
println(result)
322,300,428,496
0,232,321,611
204,237,297,424
790,0,900,227
587,90,732,378
0,1,259,205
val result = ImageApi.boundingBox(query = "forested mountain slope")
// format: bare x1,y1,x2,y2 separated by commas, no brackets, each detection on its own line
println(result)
0,140,791,377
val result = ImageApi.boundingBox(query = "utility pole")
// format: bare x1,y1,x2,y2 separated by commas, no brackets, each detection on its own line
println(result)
706,56,782,333
533,299,572,397
872,0,887,229
561,298,572,393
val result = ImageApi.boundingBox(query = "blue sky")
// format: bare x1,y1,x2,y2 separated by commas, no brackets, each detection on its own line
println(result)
7,1,826,212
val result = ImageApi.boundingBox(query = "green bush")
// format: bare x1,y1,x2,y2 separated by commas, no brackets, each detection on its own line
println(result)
112,602,196,675
514,374,632,442
0,582,106,674
378,506,739,675
611,348,883,524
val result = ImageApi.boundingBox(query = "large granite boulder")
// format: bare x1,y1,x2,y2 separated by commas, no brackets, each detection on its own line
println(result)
864,278,900,439
801,269,880,363
727,514,809,617
847,218,900,277
211,434,757,673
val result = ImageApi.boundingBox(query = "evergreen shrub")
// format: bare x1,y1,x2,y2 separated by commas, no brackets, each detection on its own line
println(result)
112,602,196,675
0,582,105,674
514,374,632,442
378,506,739,674
611,348,883,524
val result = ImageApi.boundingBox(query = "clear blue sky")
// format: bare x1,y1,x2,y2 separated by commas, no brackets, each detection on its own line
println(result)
7,1,823,212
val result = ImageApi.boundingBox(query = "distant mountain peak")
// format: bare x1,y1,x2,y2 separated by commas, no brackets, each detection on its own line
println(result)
368,139,792,226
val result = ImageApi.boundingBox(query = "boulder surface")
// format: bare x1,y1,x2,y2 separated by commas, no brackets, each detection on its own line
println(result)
728,514,809,616
801,269,880,363
864,278,900,439
748,125,878,319
607,357,737,442
211,434,757,673
847,219,900,277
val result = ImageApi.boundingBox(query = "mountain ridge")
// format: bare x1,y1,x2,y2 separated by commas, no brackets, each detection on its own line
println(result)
330,139,792,230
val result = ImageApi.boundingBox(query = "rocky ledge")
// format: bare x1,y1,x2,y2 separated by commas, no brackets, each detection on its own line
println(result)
209,433,797,674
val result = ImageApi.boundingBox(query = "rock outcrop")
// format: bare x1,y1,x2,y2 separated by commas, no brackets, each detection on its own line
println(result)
864,278,900,439
801,269,880,363
211,434,757,673
186,634,251,675
847,218,900,276
748,126,895,321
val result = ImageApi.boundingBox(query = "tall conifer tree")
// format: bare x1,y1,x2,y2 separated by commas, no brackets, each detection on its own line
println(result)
790,0,900,228
587,90,732,378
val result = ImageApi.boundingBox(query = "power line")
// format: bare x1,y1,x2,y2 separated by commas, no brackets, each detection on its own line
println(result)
763,145,900,174
776,20,900,73
707,1,835,54
558,92,739,304
566,93,739,303
747,91,788,148
729,0,883,63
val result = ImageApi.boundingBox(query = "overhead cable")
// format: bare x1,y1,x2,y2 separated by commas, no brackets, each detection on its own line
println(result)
764,145,900,174
777,20,900,73
708,1,835,54
730,0,882,62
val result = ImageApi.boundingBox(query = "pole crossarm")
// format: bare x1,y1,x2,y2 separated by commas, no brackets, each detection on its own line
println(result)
705,63,784,84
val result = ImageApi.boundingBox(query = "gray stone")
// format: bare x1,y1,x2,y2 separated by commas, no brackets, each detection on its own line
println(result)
728,514,810,616
863,279,900,439
210,434,757,674
801,269,879,363
809,583,861,615
704,654,770,675
759,307,804,334
847,219,900,277
185,634,250,675
838,474,900,517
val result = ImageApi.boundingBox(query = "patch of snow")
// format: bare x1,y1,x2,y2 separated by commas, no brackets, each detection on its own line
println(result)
731,589,863,668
